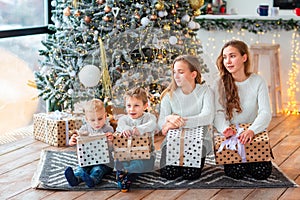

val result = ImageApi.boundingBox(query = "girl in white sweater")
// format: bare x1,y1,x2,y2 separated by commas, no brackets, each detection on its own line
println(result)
158,55,214,180
213,40,272,180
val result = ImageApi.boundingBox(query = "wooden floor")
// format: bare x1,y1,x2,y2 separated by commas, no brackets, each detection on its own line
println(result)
0,114,299,200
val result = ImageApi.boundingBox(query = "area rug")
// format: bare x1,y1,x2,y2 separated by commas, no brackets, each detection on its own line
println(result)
32,150,297,191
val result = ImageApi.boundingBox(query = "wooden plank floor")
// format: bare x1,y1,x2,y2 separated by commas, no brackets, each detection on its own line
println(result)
0,114,299,200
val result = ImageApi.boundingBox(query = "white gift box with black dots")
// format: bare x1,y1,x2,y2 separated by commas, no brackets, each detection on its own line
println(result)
166,127,204,168
77,135,110,167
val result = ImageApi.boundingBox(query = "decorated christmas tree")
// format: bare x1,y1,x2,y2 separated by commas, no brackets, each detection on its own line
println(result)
34,0,208,112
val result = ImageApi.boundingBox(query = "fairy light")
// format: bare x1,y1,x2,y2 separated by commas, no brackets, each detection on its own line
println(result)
285,29,300,115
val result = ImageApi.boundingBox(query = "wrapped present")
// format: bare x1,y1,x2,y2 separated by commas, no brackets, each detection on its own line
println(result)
166,126,204,168
77,135,110,167
113,133,152,161
214,123,273,165
33,111,83,147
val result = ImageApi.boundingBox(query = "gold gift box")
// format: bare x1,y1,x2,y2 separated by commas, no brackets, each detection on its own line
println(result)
113,133,152,161
214,124,273,165
33,112,83,147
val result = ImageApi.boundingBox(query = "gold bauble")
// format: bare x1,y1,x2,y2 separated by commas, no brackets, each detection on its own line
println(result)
155,2,164,11
193,9,201,16
189,0,204,10
163,24,171,30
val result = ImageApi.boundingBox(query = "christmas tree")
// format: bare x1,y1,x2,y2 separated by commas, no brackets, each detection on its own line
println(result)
34,0,208,112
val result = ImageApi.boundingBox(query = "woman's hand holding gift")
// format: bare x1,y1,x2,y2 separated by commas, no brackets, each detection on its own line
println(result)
223,127,236,138
166,114,186,128
238,129,255,144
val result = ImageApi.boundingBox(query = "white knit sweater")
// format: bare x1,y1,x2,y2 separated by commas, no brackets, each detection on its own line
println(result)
213,73,272,135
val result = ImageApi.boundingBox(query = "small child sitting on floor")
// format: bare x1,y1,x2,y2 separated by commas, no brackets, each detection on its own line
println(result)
64,98,114,188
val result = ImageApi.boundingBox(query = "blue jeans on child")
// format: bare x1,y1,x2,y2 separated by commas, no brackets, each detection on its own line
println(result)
121,154,156,173
74,164,112,184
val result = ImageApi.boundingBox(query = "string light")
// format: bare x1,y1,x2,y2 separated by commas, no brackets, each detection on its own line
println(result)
285,29,300,115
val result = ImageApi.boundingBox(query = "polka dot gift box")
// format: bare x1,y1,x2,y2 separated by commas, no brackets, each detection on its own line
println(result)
166,126,205,168
113,133,152,161
77,135,110,167
33,112,83,147
214,123,273,165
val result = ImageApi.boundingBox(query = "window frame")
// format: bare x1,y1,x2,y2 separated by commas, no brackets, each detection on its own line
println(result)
0,0,52,38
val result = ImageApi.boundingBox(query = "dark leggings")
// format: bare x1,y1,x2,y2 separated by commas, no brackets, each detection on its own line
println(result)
224,161,272,180
160,146,205,180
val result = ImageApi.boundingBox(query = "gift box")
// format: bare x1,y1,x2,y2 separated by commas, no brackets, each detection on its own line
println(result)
166,126,204,168
33,112,83,147
77,135,110,167
113,133,152,161
214,123,273,165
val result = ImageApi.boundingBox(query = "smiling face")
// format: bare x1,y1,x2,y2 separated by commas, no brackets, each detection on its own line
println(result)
222,45,248,79
125,96,147,119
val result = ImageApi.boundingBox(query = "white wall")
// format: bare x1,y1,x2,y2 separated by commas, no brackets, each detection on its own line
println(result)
226,0,296,16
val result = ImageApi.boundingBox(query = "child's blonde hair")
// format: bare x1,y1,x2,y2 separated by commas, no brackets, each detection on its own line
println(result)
125,87,148,105
84,99,105,115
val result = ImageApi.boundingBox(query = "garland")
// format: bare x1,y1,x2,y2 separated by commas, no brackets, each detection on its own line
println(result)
195,18,300,34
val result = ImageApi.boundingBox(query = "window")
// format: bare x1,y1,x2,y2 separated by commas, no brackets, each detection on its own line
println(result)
273,0,300,9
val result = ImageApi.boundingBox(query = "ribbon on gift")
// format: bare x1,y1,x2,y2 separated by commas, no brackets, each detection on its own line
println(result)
114,134,150,160
217,124,247,163
179,128,186,166
77,134,107,144
46,111,72,146
47,110,72,120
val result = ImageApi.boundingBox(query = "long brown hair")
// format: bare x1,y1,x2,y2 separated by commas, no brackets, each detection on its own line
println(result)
160,55,202,99
216,40,252,120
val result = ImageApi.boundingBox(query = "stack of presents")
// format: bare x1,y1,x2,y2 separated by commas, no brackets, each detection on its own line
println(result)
33,111,273,168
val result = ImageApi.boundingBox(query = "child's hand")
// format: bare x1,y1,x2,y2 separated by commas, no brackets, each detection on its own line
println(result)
132,127,140,136
121,130,132,138
69,132,78,146
223,127,236,138
105,132,114,142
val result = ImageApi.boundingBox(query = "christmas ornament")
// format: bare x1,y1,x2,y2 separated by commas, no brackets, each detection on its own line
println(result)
63,7,71,16
163,24,171,30
181,14,190,22
104,5,111,13
155,2,164,11
97,0,104,4
98,38,112,98
158,11,165,18
84,16,91,23
169,36,178,45
74,10,81,17
193,9,201,16
112,7,120,18
171,9,177,15
102,15,110,22
189,0,204,10
141,17,150,26
78,65,101,87
150,14,157,20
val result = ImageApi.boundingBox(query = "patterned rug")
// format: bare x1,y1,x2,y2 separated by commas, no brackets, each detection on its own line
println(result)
31,150,297,191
